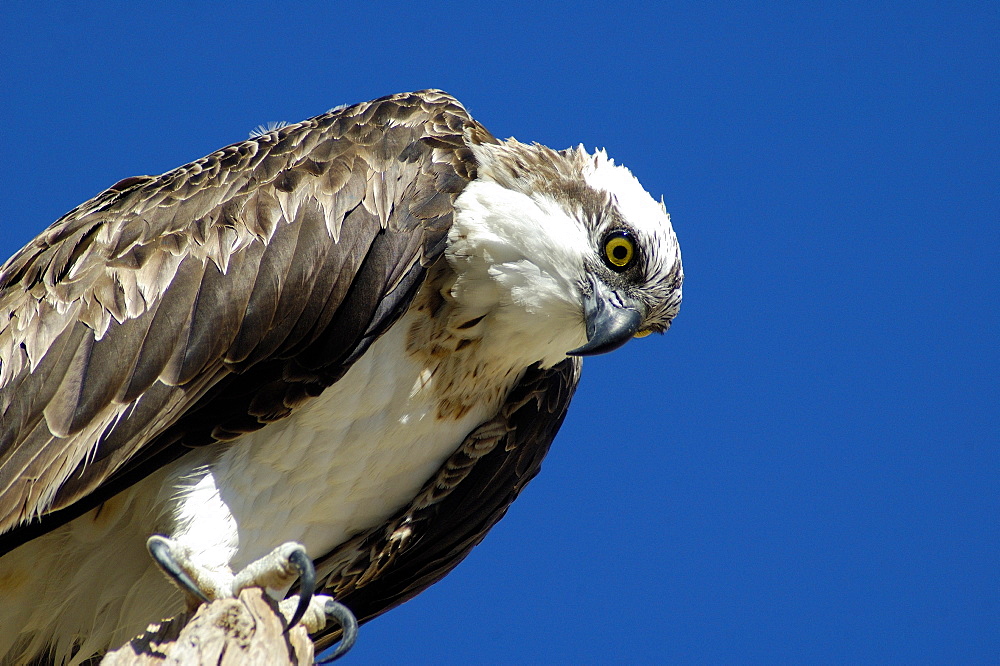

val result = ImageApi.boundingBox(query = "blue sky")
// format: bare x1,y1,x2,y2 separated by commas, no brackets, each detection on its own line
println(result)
1,2,996,663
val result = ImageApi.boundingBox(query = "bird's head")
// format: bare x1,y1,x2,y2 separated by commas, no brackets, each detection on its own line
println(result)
447,139,683,366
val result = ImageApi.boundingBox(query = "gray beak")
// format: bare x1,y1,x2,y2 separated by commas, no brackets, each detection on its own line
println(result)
568,278,645,356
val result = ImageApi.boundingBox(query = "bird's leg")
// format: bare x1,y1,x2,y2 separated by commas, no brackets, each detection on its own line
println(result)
272,597,357,662
275,595,358,661
311,598,359,663
148,537,311,616
147,535,232,608
148,536,358,656
231,542,317,629
231,541,358,656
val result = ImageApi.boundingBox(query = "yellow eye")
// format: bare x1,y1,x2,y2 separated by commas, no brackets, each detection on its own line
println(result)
603,231,636,270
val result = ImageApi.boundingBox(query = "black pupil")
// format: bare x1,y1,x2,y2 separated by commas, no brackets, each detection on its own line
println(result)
612,245,628,260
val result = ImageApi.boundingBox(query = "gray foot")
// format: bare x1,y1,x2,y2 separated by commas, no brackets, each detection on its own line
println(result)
146,537,329,633
232,541,316,629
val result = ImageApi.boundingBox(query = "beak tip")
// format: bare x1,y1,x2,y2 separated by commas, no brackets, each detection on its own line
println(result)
566,307,643,357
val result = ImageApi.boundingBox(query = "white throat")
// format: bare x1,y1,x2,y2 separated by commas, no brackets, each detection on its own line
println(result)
447,178,590,369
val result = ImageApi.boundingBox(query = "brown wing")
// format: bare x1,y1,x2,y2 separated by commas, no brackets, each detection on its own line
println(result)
308,357,582,649
0,90,496,553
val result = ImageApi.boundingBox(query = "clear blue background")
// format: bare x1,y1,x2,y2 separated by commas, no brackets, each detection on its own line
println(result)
1,2,996,663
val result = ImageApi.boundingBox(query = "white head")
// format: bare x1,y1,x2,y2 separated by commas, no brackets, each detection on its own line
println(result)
447,139,683,367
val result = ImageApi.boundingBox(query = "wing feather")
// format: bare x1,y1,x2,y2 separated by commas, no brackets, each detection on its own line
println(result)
0,90,496,548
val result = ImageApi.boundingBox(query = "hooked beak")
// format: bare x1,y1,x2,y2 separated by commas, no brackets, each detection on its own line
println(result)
568,278,646,356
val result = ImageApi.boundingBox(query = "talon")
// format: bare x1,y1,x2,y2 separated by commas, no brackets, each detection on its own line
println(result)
146,535,210,604
315,599,358,663
284,546,316,632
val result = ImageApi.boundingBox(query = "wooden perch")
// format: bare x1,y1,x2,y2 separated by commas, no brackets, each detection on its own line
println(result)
101,588,314,665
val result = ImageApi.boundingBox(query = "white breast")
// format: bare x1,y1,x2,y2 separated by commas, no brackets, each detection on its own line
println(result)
168,305,502,572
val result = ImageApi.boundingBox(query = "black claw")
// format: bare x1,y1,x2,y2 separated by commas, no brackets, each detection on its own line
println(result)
315,600,358,663
147,537,210,604
284,546,316,632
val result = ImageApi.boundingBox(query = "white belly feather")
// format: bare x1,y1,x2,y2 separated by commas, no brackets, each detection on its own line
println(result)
170,308,501,574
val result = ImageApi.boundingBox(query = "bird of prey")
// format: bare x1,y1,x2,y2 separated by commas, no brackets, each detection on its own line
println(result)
0,90,682,664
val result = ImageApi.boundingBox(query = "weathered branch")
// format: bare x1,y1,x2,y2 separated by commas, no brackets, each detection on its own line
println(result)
101,588,314,665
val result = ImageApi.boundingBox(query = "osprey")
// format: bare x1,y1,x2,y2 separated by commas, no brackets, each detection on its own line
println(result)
0,90,682,664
